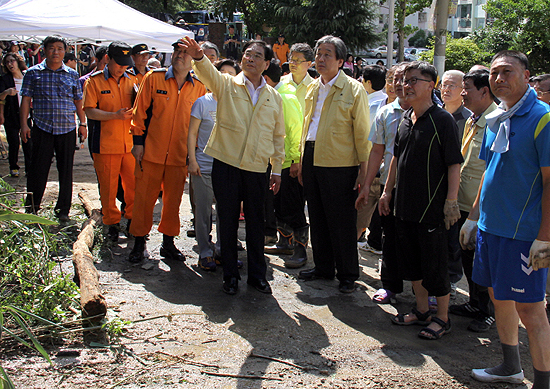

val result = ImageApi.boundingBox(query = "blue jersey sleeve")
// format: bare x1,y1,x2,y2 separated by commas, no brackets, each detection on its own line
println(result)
535,116,550,167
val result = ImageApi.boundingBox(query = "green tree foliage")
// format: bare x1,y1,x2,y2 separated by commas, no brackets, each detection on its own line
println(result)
0,178,80,384
120,0,212,15
393,0,432,60
420,35,491,73
408,29,433,48
275,0,380,51
471,0,550,74
212,0,278,37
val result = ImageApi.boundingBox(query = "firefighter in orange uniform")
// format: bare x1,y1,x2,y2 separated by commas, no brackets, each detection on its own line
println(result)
128,39,206,263
128,43,151,83
83,41,138,242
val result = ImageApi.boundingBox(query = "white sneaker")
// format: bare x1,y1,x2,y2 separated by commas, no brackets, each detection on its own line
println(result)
471,368,524,384
358,241,382,255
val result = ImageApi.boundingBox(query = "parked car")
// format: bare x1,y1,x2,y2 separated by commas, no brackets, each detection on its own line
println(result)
404,47,416,61
404,47,430,61
366,46,397,59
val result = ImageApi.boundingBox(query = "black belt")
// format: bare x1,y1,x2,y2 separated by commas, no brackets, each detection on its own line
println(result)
305,141,315,148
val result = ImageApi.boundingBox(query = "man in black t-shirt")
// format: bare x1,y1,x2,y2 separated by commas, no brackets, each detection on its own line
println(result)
379,61,463,340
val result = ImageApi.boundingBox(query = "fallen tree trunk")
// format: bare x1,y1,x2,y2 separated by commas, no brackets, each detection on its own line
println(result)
78,191,97,218
73,192,106,319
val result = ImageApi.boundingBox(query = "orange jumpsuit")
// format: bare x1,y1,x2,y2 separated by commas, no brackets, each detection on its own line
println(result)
130,68,206,237
83,68,138,225
273,42,289,63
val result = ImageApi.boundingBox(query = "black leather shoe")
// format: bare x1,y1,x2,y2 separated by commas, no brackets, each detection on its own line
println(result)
223,277,239,295
160,243,185,261
247,277,272,294
298,268,334,281
339,280,356,293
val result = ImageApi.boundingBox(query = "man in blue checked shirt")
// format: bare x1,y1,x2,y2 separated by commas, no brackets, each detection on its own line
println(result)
20,36,87,222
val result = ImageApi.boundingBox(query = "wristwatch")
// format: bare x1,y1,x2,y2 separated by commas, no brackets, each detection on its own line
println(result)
79,123,87,127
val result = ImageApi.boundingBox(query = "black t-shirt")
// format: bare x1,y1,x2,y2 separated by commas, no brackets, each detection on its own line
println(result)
394,104,463,225
224,33,240,53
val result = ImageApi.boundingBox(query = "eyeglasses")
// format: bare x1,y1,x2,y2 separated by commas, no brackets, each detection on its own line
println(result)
289,58,307,65
243,50,265,61
536,90,550,97
403,77,432,86
440,84,460,90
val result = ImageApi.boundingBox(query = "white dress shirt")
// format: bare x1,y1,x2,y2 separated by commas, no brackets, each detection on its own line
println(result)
306,71,340,141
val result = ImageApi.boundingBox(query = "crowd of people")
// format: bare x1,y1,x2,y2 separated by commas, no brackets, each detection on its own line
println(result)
0,32,549,388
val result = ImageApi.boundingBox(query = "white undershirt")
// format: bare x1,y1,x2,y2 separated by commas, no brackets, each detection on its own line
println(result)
306,71,340,141
243,74,266,106
14,77,23,106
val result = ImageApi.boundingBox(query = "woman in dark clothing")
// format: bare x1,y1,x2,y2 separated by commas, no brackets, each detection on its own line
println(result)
0,53,32,177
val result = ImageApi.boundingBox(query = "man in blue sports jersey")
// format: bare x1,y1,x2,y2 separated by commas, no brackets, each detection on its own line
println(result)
461,50,550,388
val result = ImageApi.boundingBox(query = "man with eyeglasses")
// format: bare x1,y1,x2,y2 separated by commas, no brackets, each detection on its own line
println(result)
264,43,314,262
379,61,463,340
262,60,308,269
534,74,550,105
281,43,314,113
297,35,371,294
356,63,411,305
181,37,285,296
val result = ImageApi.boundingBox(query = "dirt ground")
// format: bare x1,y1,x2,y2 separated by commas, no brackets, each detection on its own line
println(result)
0,135,541,389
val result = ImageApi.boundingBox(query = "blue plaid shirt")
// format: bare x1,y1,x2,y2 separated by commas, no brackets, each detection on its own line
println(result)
21,60,83,134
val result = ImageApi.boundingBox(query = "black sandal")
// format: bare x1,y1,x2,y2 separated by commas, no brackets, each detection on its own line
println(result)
392,307,432,326
418,317,451,340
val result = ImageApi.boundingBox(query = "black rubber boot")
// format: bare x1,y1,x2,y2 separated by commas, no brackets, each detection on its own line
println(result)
129,236,146,263
107,224,119,243
285,225,309,268
264,221,294,254
160,234,185,261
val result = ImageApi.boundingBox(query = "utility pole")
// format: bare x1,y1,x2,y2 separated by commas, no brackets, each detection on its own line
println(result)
433,0,450,76
387,0,395,68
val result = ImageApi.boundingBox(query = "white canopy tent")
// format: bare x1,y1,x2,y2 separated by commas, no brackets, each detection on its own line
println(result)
0,0,192,52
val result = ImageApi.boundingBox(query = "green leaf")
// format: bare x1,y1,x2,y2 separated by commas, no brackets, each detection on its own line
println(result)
0,211,57,225
6,306,65,330
4,308,52,365
0,364,16,389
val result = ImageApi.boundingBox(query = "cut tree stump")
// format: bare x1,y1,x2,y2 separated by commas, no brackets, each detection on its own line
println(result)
73,192,106,319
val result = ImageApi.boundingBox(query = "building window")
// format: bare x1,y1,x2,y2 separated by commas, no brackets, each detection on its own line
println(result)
457,4,472,28
475,18,485,29
418,12,427,23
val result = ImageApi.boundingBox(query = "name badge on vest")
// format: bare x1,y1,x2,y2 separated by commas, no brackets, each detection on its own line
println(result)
100,90,111,94
156,89,168,95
